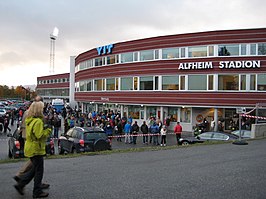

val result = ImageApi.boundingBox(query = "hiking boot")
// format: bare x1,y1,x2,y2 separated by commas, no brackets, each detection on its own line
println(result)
40,183,50,189
14,184,24,195
13,176,20,182
33,191,49,198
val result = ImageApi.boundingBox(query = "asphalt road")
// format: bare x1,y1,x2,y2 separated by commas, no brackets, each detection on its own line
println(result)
0,139,266,199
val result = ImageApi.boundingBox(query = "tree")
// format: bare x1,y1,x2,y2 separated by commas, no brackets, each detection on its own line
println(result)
0,84,35,100
0,85,3,98
15,86,25,99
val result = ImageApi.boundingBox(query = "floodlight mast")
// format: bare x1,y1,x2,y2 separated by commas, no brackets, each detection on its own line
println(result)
49,27,59,74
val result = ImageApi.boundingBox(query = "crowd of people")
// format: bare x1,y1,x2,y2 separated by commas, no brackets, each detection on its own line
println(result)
1,99,183,147
61,108,184,147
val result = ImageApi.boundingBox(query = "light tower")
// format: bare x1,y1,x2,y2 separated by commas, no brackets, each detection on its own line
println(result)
49,27,59,74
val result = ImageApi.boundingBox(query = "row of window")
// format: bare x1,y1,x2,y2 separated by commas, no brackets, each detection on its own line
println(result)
126,106,191,123
75,74,266,92
38,78,69,85
36,88,69,96
76,43,266,72
86,103,191,123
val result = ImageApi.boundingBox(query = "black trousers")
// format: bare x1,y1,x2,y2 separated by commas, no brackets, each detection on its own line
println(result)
18,155,44,195
4,124,11,133
132,132,138,144
143,134,148,143
176,134,181,144
161,135,166,144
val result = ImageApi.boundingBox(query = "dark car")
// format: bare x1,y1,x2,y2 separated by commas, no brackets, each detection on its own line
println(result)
7,128,55,158
178,131,239,146
58,126,111,154
7,128,24,158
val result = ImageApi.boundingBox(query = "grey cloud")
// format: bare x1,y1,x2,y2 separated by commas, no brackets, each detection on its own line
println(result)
0,51,26,69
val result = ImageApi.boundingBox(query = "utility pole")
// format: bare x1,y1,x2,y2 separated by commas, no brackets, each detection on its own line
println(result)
233,107,248,145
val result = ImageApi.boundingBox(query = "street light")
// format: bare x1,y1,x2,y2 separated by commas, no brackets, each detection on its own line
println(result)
49,27,59,74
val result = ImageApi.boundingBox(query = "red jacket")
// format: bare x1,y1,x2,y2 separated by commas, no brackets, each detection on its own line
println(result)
174,124,182,134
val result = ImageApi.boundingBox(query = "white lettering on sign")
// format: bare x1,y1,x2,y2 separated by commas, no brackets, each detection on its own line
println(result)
178,62,213,70
178,61,261,70
101,97,109,101
219,61,260,69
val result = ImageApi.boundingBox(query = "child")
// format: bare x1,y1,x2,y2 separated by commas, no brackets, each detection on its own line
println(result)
160,125,167,146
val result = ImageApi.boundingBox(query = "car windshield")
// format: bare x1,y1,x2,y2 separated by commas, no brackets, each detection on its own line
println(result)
232,130,251,137
212,133,229,140
243,131,251,137
198,132,213,139
83,132,107,141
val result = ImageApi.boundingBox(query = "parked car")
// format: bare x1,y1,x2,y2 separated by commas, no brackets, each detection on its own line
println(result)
0,108,7,116
58,126,111,154
7,128,24,158
178,131,239,145
0,101,8,106
7,128,55,158
231,130,251,139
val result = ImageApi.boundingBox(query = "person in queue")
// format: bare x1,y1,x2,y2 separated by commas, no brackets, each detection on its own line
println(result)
131,121,139,145
160,125,167,146
141,121,149,144
149,122,160,145
116,119,123,142
174,122,182,145
124,121,132,144
105,122,113,142
14,99,52,198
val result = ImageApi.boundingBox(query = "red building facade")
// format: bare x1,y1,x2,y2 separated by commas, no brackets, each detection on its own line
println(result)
75,28,266,131
36,73,70,102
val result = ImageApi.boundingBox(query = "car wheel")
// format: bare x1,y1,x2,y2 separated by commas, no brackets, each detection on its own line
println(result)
94,139,108,151
181,141,190,146
50,148,54,155
72,147,78,154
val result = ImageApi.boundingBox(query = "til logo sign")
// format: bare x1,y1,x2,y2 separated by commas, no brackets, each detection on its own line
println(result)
96,44,114,55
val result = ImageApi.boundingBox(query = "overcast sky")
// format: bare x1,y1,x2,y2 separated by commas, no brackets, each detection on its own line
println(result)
0,0,265,88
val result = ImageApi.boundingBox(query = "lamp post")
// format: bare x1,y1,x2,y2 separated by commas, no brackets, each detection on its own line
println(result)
49,27,59,74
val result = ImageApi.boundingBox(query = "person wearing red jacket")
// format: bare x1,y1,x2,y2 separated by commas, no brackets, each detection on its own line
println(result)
174,122,182,145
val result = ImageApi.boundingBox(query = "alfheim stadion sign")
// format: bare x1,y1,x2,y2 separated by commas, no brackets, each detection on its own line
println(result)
178,60,261,70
